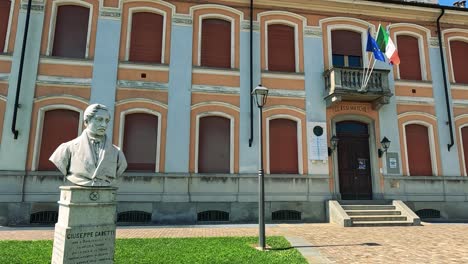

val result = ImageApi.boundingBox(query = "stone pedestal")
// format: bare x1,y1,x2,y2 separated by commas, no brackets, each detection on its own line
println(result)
51,186,118,264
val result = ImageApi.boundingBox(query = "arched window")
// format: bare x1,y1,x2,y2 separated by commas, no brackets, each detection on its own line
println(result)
461,126,468,175
0,0,11,52
52,5,90,58
450,40,468,84
331,30,362,68
397,35,422,80
269,119,298,174
38,109,80,170
200,18,231,68
123,113,158,171
268,24,295,72
129,12,164,63
198,116,230,173
405,124,432,176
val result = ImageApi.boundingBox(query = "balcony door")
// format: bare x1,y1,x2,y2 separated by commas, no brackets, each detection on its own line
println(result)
336,121,372,200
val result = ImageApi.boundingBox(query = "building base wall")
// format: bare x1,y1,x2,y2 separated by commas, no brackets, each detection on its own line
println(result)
1,173,467,225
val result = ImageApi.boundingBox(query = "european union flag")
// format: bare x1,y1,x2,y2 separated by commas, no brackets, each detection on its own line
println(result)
366,30,386,62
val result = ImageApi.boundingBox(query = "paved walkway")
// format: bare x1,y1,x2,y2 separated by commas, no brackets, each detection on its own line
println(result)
1,223,468,263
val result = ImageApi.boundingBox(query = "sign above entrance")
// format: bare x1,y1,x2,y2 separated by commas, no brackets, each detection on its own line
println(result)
333,105,368,113
307,122,328,161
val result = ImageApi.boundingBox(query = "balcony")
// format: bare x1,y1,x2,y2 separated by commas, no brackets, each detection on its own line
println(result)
324,67,392,110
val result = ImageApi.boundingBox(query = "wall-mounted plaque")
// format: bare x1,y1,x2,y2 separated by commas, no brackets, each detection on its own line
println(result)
307,122,328,161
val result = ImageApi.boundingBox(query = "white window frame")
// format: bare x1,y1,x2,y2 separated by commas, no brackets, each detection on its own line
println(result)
447,37,468,84
393,31,427,81
402,121,438,176
46,0,93,58
118,108,162,173
265,20,299,72
2,0,14,53
125,7,167,64
195,112,234,174
266,115,303,175
458,123,468,176
198,14,235,69
327,24,369,69
32,105,83,171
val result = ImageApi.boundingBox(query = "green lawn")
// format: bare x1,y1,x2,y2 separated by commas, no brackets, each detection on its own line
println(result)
0,236,307,264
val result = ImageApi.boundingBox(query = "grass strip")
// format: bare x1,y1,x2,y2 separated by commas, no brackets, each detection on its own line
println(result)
0,236,307,264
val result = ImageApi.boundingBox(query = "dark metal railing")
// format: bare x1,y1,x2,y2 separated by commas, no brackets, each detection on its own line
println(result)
30,211,58,224
197,210,229,222
117,211,151,223
272,210,301,221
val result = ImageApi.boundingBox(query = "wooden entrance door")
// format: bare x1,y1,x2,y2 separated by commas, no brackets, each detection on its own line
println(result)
336,121,372,200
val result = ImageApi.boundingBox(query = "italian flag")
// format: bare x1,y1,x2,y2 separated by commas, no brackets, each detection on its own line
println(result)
376,26,400,65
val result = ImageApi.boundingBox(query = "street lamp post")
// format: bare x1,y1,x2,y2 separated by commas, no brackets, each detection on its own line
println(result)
252,85,269,250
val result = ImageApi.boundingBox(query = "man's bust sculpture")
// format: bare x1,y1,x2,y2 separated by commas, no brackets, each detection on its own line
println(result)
49,104,127,187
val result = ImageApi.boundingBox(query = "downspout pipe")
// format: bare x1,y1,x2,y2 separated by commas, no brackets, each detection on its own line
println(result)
437,8,455,151
248,0,254,147
11,0,33,139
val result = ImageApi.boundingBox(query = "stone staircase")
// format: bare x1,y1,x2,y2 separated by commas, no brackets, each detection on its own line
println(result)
328,200,421,227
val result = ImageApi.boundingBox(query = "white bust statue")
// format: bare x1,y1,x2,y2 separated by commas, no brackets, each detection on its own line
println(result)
49,104,127,187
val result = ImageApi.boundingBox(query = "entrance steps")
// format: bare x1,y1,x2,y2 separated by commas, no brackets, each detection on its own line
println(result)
327,200,421,227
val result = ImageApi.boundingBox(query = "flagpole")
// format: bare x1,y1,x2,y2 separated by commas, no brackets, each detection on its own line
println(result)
363,59,377,88
361,27,372,89
361,52,373,89
362,52,374,89
361,25,381,90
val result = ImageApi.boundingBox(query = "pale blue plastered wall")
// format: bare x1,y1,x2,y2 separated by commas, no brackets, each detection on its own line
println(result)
164,23,193,173
239,27,260,173
377,63,403,175
0,9,44,170
303,34,328,176
429,47,460,176
90,17,123,140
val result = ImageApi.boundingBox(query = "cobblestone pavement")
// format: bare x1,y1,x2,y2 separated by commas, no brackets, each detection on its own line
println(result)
1,223,467,264
278,223,468,264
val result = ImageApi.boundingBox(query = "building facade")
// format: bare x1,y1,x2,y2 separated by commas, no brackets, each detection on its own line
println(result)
0,0,467,225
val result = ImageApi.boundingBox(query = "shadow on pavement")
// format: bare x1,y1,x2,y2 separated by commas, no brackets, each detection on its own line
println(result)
270,242,382,251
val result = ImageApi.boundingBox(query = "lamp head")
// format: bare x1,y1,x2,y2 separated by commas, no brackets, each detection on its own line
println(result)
252,85,269,108
381,136,391,150
378,136,391,158
328,135,339,156
330,135,339,150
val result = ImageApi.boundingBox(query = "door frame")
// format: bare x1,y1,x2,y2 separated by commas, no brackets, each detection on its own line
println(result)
330,115,382,200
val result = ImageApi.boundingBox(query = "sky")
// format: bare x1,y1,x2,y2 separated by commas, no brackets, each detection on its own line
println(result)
438,0,457,6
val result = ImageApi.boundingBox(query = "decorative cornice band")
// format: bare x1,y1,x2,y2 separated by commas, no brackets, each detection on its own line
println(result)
100,10,122,19
241,21,260,31
268,89,306,98
396,96,435,105
192,85,240,94
21,3,44,11
36,75,91,86
429,37,440,48
261,72,305,80
0,73,9,81
304,26,322,38
394,80,433,88
193,67,240,76
173,14,193,26
117,80,168,90
40,57,94,66
0,55,12,61
453,99,468,107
